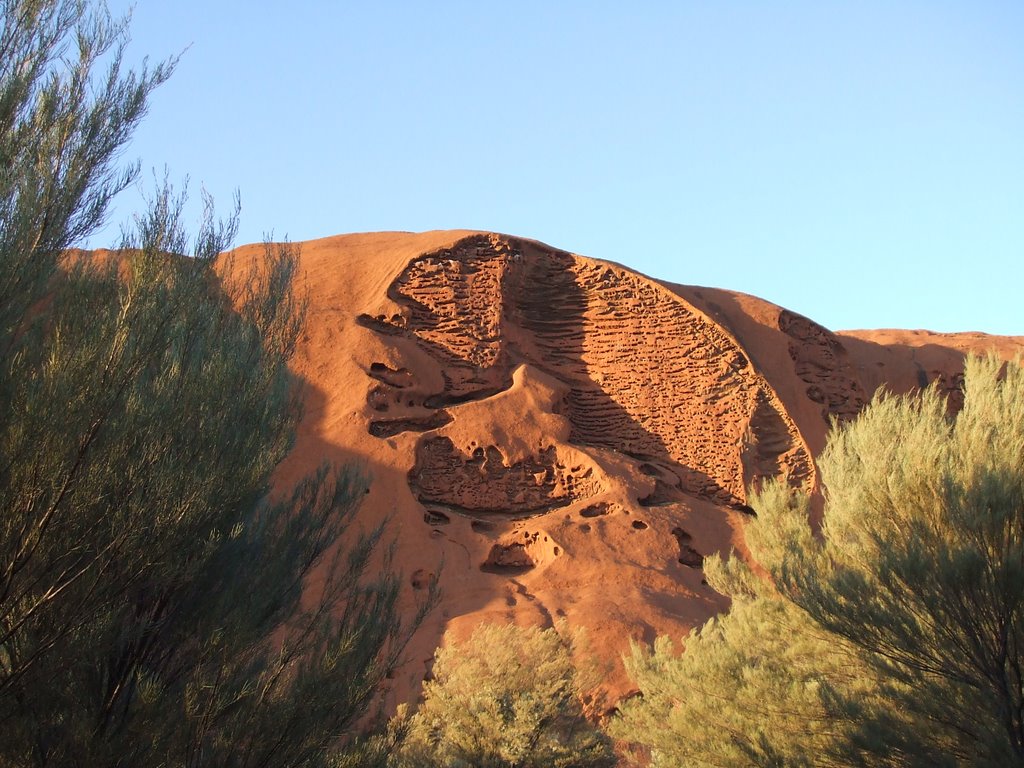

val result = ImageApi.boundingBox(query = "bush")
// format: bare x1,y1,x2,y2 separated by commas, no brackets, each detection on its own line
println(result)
398,622,616,768
0,1,425,764
615,356,1024,767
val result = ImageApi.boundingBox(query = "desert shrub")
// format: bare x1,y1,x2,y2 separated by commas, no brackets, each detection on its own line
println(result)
616,355,1024,767
0,1,426,764
398,622,616,768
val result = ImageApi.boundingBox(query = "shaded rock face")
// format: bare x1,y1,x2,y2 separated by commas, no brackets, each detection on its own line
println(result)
779,309,867,424
361,234,814,514
671,527,704,568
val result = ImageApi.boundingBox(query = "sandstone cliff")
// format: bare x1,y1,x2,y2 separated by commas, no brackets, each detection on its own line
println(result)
243,231,1023,707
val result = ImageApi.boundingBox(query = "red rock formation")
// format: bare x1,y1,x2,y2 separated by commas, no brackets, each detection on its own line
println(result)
226,230,1024,708
362,234,814,508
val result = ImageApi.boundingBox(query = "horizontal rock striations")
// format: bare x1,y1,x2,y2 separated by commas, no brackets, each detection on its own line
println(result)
362,234,814,513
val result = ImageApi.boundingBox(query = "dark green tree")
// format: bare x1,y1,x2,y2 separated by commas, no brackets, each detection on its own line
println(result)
616,355,1024,767
0,1,427,764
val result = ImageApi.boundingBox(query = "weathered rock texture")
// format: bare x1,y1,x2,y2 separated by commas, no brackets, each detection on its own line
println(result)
361,234,813,508
240,230,1024,710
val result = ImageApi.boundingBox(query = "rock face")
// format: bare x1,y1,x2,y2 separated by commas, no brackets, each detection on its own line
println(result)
778,309,868,425
250,230,1024,708
360,234,813,509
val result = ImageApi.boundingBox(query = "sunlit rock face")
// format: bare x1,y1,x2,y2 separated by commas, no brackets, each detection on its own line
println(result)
241,229,1024,707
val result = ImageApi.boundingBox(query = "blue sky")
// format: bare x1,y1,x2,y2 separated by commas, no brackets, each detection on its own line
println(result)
91,2,1022,334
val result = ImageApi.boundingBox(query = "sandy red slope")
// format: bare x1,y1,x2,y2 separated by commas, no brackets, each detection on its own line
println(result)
225,231,1023,709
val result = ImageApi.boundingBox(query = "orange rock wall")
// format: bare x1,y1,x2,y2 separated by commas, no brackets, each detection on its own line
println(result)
233,230,1024,709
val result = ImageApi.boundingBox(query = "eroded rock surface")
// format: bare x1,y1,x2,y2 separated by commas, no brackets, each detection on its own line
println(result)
364,234,815,512
779,309,867,424
245,228,1022,712
410,438,602,518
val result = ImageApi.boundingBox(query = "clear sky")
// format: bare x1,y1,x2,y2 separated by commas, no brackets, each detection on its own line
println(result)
89,2,1022,335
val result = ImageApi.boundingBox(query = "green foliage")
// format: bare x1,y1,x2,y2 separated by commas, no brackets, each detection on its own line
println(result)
0,1,426,764
397,622,616,768
614,523,894,768
615,595,860,767
616,356,1024,767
